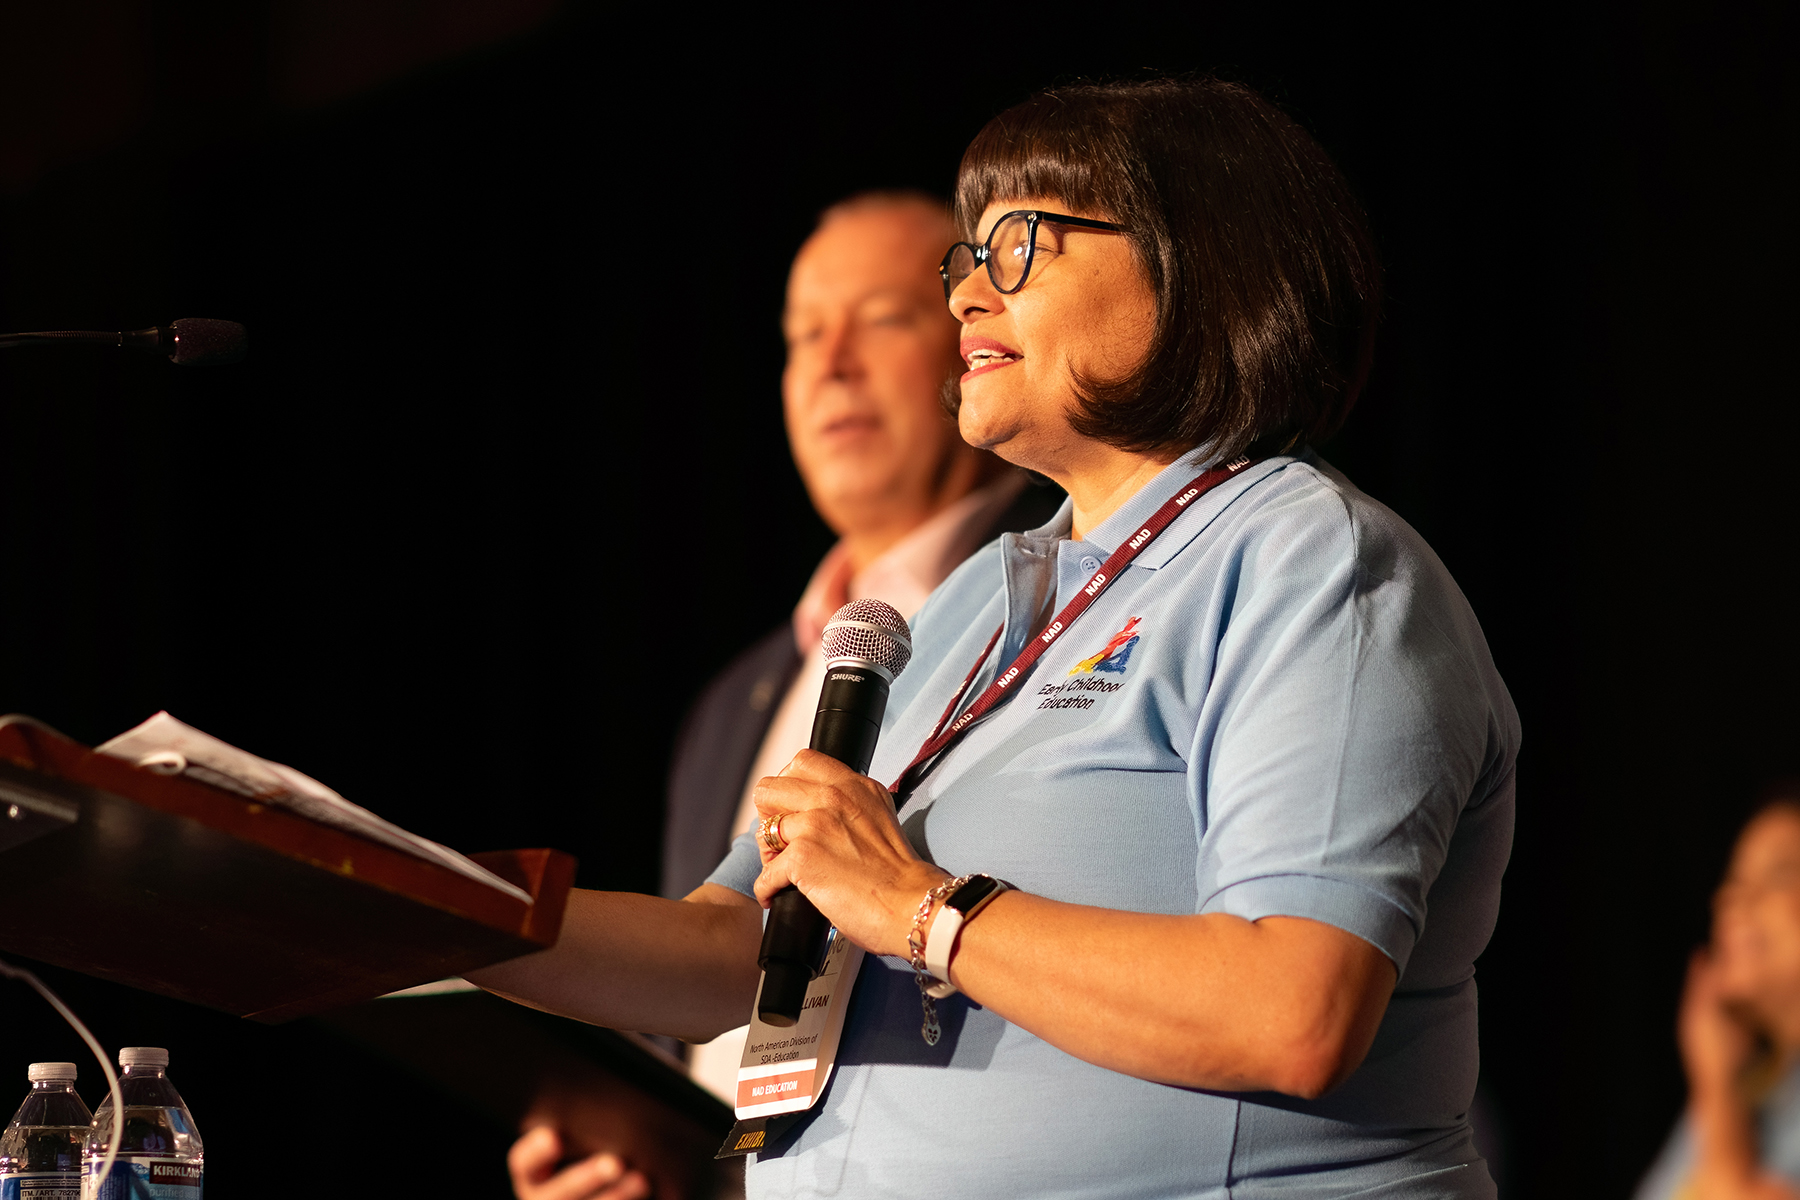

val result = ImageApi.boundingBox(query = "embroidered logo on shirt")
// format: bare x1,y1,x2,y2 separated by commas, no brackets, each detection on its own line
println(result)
1068,617,1142,676
1034,618,1141,711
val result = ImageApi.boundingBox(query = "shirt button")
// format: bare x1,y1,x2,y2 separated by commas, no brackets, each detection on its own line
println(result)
1079,555,1101,573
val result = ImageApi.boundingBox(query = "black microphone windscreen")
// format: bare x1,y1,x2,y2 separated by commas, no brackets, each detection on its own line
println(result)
168,319,247,365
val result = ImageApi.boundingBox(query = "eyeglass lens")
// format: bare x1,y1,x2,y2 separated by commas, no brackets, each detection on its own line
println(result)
988,214,1033,291
943,244,977,297
942,214,1038,299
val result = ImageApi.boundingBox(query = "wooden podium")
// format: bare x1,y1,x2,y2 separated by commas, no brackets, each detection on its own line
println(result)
0,718,574,1021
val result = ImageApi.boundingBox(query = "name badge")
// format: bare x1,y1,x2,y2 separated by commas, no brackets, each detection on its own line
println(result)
715,931,862,1158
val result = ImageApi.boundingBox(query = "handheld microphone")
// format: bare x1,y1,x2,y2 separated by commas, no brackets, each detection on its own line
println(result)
0,319,247,365
756,598,913,1027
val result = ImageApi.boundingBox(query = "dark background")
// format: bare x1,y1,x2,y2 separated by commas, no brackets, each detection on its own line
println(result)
1,1,1795,1195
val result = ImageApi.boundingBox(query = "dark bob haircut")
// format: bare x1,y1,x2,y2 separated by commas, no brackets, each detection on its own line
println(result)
954,77,1381,458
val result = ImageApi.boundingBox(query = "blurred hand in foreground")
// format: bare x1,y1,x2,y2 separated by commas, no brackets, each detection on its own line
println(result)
509,1126,650,1200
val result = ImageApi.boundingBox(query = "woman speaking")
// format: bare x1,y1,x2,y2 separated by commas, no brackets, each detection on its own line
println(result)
474,76,1517,1199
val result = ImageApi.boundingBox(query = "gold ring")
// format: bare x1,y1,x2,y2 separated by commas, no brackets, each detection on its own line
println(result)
759,814,788,853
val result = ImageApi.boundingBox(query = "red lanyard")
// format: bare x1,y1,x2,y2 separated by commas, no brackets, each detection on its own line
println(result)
889,455,1264,797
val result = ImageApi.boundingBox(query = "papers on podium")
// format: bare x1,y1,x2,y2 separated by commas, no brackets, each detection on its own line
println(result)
94,712,530,903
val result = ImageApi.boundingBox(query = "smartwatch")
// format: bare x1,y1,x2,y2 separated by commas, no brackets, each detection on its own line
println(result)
923,874,1013,998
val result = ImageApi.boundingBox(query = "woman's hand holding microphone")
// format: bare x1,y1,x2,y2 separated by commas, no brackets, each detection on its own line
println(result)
750,749,950,962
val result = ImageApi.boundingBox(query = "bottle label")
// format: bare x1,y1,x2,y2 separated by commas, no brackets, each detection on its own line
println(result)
2,1173,82,1200
80,1159,201,1199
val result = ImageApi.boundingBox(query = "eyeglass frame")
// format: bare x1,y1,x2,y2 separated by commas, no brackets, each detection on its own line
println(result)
938,210,1128,302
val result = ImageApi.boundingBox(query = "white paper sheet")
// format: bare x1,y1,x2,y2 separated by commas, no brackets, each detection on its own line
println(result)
95,712,532,903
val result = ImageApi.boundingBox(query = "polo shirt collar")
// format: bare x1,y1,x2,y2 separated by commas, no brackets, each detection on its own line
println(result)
991,447,1293,666
996,501,1071,670
1081,445,1294,570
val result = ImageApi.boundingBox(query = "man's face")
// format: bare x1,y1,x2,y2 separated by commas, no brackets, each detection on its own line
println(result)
781,204,967,536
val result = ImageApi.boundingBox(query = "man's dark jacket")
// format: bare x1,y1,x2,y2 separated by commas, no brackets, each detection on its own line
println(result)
660,482,1063,899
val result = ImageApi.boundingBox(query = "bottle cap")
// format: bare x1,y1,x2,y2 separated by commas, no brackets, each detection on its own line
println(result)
27,1063,77,1083
118,1047,169,1069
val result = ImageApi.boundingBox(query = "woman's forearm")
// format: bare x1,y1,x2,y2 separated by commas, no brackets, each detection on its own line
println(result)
466,884,764,1043
944,895,1395,1097
747,753,1397,1097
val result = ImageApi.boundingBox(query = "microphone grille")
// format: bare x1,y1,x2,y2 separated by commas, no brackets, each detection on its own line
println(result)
821,599,912,679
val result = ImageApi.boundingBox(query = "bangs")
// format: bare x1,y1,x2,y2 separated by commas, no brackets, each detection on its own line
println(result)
953,94,1138,236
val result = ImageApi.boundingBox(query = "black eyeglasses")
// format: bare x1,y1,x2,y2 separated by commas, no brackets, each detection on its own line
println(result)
939,210,1127,301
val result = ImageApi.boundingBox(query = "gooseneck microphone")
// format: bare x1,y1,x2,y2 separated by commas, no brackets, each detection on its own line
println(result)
756,598,913,1027
0,319,247,365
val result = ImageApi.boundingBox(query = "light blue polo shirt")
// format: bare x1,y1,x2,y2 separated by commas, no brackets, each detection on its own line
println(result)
710,447,1519,1199
1635,1062,1800,1197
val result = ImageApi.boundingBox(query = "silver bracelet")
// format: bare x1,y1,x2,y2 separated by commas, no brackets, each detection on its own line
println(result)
906,874,972,1046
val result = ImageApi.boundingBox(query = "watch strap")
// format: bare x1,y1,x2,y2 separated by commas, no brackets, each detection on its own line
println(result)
923,874,1010,997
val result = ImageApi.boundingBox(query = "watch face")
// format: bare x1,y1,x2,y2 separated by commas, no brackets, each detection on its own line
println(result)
945,874,1003,914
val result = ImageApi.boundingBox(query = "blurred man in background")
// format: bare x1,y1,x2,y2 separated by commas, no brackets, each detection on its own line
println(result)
1637,783,1800,1200
508,191,1060,1200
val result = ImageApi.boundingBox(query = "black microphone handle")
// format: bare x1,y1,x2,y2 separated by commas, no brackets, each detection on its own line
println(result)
0,329,159,351
756,664,892,1027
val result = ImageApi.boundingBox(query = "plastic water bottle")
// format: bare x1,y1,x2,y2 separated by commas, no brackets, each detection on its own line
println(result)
82,1049,202,1199
0,1063,92,1200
